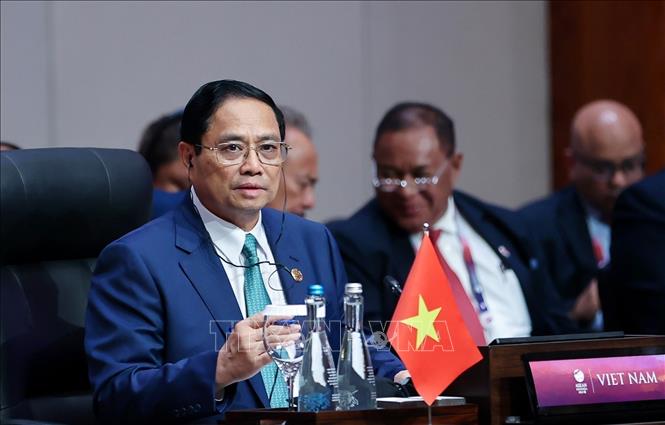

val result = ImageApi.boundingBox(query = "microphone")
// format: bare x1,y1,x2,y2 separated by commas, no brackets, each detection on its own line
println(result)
384,275,402,295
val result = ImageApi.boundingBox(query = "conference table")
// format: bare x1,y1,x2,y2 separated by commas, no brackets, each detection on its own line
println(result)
225,404,477,424
213,334,664,425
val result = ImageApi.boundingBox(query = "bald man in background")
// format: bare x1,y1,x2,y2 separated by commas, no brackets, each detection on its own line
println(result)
520,100,645,331
267,106,318,217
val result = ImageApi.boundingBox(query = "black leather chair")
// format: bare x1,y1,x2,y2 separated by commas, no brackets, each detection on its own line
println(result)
1,148,152,425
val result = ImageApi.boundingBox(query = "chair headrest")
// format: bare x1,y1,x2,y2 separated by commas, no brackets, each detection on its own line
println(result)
1,148,153,264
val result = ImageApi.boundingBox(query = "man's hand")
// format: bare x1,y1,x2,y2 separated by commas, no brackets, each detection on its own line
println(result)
215,312,300,392
394,370,411,385
570,279,601,322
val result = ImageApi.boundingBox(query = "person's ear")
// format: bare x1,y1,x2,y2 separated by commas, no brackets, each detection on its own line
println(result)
451,152,464,178
445,152,463,189
178,142,193,169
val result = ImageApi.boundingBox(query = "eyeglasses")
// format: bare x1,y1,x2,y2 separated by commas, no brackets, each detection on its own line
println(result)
372,161,449,192
195,141,291,166
574,152,645,182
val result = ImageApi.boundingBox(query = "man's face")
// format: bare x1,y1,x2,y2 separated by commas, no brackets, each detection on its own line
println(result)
270,127,318,216
179,97,282,229
373,126,462,234
569,123,644,220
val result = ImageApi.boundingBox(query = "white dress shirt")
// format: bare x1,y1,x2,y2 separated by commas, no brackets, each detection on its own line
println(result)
584,205,611,267
583,203,609,331
192,189,286,318
409,197,532,342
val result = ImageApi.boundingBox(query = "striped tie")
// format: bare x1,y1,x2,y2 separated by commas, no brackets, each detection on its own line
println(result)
242,234,289,408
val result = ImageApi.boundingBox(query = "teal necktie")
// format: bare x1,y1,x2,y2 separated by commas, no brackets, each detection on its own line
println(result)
242,234,289,408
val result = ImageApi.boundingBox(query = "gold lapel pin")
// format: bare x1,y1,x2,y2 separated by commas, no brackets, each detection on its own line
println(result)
290,268,303,282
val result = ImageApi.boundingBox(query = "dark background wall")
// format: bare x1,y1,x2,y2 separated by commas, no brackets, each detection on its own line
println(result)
549,0,665,189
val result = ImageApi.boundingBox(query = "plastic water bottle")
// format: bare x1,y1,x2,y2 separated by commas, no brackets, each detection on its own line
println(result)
297,284,339,412
337,283,377,410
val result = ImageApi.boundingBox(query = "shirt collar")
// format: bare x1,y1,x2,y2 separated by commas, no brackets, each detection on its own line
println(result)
191,187,269,260
581,200,610,232
581,199,604,222
430,196,458,236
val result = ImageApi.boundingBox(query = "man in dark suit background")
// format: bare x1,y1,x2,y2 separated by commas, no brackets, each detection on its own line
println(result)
85,80,406,423
604,170,665,334
520,100,645,330
266,106,319,217
137,110,190,219
328,102,575,345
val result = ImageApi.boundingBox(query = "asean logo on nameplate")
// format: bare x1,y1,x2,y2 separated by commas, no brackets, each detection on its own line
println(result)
387,233,483,405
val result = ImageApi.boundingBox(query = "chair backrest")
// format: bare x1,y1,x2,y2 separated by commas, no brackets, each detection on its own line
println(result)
1,148,152,425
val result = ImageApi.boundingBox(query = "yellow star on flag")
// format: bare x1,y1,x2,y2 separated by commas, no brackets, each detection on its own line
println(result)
400,295,442,350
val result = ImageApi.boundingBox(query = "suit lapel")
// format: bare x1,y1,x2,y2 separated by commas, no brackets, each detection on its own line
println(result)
377,202,414,286
261,209,308,306
175,198,244,327
391,234,416,288
454,194,529,284
557,190,597,272
385,232,414,320
175,198,269,407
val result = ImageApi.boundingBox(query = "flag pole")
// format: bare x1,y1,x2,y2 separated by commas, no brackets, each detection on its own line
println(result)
424,222,432,425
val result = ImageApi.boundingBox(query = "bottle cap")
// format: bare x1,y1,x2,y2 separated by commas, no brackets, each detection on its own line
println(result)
308,284,324,296
345,282,363,295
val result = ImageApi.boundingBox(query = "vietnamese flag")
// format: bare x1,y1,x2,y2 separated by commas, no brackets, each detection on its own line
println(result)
387,232,483,405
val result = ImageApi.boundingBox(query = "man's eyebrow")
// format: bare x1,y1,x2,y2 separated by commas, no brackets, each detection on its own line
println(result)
376,164,430,173
411,165,430,173
216,133,245,143
215,133,280,143
256,133,281,142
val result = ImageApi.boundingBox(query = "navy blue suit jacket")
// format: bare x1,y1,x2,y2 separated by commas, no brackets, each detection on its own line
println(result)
84,196,404,423
151,189,187,219
519,186,603,329
604,171,665,334
327,192,576,337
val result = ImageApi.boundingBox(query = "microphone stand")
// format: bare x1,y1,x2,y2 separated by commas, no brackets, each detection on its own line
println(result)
385,261,435,424
384,275,403,295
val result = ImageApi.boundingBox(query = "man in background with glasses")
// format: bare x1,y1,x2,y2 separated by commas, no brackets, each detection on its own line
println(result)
520,99,645,331
267,106,319,217
85,80,406,423
328,102,574,348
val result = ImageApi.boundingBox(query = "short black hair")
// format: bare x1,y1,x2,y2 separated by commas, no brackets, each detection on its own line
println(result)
137,110,183,177
180,80,285,154
373,102,455,155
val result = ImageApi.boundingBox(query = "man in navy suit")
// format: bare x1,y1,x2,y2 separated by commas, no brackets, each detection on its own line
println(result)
604,170,665,334
520,100,645,330
328,103,575,343
84,80,406,423
137,110,190,219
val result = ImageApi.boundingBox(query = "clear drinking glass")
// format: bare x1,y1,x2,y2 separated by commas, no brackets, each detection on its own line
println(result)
263,304,306,410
